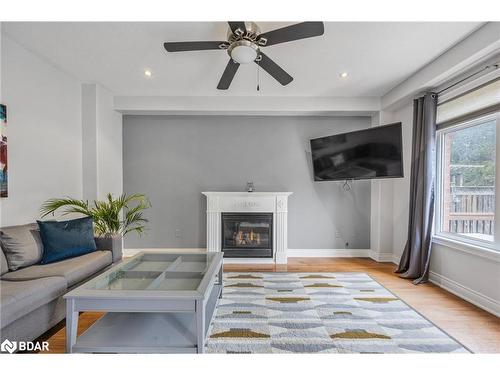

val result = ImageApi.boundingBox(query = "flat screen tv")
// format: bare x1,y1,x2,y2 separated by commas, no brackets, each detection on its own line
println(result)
310,122,403,181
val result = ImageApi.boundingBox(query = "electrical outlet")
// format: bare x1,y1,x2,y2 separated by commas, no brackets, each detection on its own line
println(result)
175,229,181,238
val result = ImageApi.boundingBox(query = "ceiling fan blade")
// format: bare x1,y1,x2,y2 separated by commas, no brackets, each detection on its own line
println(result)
228,22,247,36
258,22,324,46
163,41,226,52
256,52,293,86
217,59,240,90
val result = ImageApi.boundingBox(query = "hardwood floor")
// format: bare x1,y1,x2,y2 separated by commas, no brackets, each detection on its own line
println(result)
38,257,500,354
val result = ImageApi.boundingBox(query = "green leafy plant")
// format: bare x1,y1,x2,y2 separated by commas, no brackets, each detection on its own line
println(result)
40,193,151,237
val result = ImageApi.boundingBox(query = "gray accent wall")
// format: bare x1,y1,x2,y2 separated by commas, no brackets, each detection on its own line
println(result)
123,115,371,250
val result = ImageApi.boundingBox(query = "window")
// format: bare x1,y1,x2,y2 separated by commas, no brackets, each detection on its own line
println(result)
436,112,499,249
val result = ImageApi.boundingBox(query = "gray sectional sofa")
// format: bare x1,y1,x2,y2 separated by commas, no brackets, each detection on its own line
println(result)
0,223,122,345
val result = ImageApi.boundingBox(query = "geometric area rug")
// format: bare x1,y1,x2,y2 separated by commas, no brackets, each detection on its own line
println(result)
206,272,470,353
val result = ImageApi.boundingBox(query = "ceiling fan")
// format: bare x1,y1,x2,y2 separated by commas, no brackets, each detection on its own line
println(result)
163,22,325,90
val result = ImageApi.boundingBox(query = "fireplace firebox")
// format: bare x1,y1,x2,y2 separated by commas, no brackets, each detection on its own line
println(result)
221,212,273,258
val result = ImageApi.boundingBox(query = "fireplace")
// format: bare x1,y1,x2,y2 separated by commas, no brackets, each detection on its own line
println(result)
221,212,273,258
202,192,292,264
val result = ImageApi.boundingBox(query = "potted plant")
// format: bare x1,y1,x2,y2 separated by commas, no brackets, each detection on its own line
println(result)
40,193,151,262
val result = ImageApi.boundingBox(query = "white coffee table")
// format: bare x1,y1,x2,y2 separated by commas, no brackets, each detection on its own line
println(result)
64,251,223,353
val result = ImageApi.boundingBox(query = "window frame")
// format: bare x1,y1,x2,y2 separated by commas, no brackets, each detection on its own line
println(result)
434,111,500,252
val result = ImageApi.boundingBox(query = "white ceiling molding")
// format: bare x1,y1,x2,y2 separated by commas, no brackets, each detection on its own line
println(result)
382,22,500,111
114,96,380,116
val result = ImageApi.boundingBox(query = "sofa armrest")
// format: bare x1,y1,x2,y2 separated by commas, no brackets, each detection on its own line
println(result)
94,236,123,263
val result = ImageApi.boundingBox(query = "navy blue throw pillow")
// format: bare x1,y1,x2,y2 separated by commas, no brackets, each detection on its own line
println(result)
37,217,97,264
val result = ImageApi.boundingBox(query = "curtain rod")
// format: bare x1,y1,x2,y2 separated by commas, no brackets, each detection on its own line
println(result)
437,62,499,95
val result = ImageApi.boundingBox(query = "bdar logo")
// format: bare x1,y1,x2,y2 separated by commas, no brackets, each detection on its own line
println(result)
1,339,17,353
0,339,49,353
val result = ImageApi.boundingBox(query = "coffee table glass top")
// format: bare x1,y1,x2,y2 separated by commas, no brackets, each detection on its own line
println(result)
67,252,221,296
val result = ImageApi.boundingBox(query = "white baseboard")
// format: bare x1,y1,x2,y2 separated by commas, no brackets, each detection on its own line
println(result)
287,248,370,258
288,248,393,263
368,250,394,262
392,254,401,265
223,258,276,264
429,270,500,317
124,247,396,263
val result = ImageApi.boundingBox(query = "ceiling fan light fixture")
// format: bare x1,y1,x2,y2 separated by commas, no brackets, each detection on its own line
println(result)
228,40,258,64
163,21,325,89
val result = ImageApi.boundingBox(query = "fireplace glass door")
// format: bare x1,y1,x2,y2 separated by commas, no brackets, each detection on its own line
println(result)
221,213,273,258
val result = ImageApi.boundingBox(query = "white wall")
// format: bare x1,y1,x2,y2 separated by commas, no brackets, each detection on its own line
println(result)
82,84,98,200
430,243,500,315
391,103,413,262
96,85,122,199
0,35,82,226
0,35,122,227
369,111,397,262
82,83,123,201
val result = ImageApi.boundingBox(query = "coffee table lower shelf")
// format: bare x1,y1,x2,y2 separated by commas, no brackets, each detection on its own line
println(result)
72,284,221,354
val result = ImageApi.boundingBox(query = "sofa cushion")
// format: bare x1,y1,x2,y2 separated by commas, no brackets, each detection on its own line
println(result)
1,251,112,287
0,249,8,276
0,276,67,328
38,217,97,264
0,223,44,271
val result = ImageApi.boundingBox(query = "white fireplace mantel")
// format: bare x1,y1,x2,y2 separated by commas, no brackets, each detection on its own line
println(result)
202,192,293,264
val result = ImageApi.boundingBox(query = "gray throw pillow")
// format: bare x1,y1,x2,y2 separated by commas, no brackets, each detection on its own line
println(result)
0,223,44,271
0,248,8,275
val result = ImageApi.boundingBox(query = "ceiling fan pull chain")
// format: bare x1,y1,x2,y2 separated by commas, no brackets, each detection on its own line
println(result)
256,57,261,91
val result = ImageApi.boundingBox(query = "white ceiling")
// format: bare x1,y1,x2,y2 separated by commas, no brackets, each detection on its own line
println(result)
3,22,483,97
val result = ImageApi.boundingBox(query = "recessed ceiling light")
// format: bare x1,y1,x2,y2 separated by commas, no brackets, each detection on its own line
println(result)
144,69,152,77
340,72,349,79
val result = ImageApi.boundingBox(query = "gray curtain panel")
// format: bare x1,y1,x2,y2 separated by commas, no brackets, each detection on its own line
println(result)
396,92,437,284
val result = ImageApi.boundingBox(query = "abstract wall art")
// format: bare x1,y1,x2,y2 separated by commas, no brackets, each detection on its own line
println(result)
0,104,7,198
